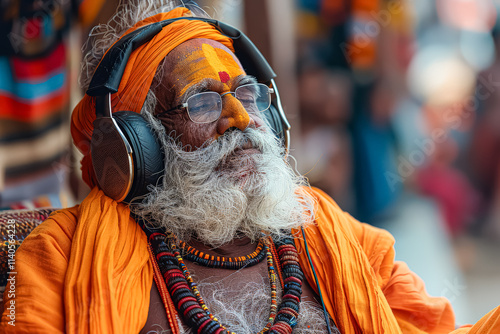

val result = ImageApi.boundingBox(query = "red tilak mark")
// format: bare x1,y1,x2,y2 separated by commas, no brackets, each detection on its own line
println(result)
218,71,230,83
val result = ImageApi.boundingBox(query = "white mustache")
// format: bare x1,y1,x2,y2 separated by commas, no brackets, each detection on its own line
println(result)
132,125,314,248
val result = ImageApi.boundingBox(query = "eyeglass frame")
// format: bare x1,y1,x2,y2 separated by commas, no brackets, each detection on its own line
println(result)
156,83,275,124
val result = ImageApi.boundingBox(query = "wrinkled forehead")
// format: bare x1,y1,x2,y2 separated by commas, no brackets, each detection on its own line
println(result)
163,38,246,95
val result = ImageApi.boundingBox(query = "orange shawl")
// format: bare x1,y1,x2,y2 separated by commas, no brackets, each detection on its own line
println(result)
294,188,455,333
1,188,152,333
2,187,500,333
293,188,500,334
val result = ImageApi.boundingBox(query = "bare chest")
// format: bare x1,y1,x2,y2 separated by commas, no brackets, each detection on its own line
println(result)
140,260,328,333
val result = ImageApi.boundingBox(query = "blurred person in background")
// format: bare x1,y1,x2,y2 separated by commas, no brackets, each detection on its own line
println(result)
297,66,354,210
470,29,500,239
406,56,479,237
296,0,412,222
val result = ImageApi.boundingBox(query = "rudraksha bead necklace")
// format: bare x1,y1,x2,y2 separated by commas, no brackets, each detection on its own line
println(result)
149,232,304,334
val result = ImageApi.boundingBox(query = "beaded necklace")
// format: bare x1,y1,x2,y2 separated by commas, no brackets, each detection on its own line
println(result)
177,238,267,269
149,232,304,334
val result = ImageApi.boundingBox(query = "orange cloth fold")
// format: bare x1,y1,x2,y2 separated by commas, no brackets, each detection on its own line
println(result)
63,188,152,333
293,187,455,334
1,188,153,333
2,189,500,333
2,207,78,332
449,306,500,334
71,8,235,187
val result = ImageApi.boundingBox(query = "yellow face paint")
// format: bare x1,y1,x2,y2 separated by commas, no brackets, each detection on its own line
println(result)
201,44,231,83
165,41,252,136
171,43,245,96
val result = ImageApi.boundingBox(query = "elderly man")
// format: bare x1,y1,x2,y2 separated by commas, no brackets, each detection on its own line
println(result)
2,2,499,333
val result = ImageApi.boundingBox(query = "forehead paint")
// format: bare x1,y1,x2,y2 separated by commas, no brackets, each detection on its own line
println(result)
201,43,229,80
219,71,230,83
201,44,232,83
172,43,245,97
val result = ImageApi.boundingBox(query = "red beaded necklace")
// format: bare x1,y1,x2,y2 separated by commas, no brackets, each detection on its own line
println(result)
148,232,304,334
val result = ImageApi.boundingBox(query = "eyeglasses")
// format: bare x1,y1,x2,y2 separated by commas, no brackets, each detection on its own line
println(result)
157,83,274,124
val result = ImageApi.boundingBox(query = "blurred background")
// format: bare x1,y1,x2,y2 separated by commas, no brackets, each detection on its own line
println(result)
1,0,500,325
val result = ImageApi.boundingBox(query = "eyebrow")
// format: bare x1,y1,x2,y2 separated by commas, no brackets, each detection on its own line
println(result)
181,78,223,103
232,75,258,90
180,75,258,103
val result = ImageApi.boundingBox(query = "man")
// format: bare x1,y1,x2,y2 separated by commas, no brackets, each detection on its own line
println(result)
1,1,499,333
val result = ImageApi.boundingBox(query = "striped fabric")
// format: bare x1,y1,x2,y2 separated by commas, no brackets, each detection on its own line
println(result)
0,0,105,208
0,40,70,207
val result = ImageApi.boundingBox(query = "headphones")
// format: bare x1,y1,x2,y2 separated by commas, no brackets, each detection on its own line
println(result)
86,17,291,203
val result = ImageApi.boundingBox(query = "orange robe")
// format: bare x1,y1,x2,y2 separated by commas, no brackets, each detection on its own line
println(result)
1,188,153,333
2,187,499,333
294,188,456,333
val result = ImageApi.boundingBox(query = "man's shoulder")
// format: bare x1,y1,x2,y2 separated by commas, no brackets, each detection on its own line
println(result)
301,186,339,206
35,205,79,234
17,205,80,254
300,186,347,216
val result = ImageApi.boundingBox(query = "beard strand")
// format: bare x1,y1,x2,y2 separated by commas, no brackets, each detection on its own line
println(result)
132,127,314,248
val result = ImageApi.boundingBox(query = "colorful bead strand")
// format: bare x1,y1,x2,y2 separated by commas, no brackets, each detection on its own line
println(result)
149,232,304,334
177,238,267,270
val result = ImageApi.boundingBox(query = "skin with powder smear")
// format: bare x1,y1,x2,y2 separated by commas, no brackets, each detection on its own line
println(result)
155,38,267,149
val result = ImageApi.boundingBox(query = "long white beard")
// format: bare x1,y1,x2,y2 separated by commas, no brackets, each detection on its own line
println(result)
133,126,314,247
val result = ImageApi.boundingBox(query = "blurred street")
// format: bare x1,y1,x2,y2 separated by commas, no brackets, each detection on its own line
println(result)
379,192,500,325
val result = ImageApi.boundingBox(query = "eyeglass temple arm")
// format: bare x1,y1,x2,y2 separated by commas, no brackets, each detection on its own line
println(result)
269,79,291,152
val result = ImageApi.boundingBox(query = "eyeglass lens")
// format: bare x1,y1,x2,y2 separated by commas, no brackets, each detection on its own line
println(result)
185,83,271,124
235,83,271,114
186,92,222,123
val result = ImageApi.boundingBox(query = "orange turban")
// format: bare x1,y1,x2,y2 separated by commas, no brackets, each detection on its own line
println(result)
71,8,235,187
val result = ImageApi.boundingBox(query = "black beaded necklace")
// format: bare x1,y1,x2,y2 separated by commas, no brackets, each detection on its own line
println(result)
149,232,304,334
177,237,267,269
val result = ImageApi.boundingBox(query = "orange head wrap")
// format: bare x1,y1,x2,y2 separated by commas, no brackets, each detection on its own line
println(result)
71,8,234,188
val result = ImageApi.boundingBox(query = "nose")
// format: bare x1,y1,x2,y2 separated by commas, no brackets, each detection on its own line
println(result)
216,94,255,137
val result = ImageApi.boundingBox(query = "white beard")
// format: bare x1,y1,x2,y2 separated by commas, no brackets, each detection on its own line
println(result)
133,126,314,247
183,276,334,334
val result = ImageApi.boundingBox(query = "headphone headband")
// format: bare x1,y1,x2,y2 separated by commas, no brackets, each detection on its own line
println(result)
86,17,277,97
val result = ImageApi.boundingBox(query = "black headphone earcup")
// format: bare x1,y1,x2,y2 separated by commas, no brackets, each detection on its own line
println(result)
112,111,164,202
